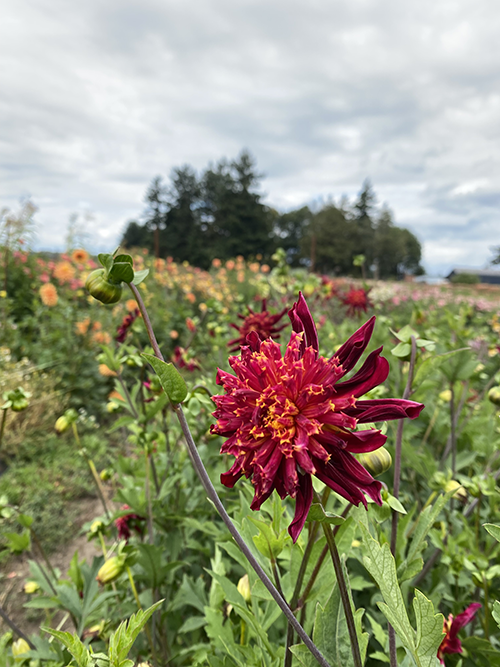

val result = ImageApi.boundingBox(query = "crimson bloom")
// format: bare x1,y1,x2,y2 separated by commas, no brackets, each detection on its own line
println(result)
116,308,140,343
212,293,423,541
340,287,372,317
228,299,288,352
115,504,145,542
437,603,481,664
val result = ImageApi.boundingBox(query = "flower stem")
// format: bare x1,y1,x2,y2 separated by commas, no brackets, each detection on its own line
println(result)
322,521,362,667
389,335,417,667
0,602,35,649
129,282,333,667
0,409,7,452
74,423,110,519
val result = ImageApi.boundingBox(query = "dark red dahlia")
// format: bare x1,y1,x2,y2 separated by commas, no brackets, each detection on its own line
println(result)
228,300,288,352
437,603,481,664
340,287,372,317
116,308,140,343
212,292,423,542
115,504,145,542
172,346,201,372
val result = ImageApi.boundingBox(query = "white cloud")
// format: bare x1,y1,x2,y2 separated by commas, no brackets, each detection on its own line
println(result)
1,0,500,272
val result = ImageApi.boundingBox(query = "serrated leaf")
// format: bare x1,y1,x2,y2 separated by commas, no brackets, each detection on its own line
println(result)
398,557,424,583
42,628,92,667
484,523,500,543
132,269,149,285
413,348,470,388
108,600,163,667
413,590,445,667
307,503,346,525
360,524,415,654
142,354,187,404
17,513,34,528
248,517,286,560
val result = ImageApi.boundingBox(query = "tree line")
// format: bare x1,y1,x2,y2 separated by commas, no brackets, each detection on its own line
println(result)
121,151,423,278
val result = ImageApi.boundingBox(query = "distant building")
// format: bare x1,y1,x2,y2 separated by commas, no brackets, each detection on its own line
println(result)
446,267,500,285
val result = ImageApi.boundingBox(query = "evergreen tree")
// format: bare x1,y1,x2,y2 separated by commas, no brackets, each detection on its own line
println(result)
143,176,168,258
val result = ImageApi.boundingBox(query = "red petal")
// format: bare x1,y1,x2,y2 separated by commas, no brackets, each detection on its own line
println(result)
345,399,424,422
334,348,389,398
333,316,376,373
288,474,313,542
288,292,319,356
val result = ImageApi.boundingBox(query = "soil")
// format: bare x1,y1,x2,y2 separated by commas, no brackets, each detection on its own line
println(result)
0,496,105,638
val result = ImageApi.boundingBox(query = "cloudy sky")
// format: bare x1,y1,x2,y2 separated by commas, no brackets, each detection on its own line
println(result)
2,0,499,275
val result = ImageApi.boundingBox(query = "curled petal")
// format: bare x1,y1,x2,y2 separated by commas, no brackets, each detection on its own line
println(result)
333,316,376,374
288,473,313,542
288,292,319,356
334,348,389,398
345,398,424,422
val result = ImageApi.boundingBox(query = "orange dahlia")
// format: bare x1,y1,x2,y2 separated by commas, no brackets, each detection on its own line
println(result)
39,283,58,307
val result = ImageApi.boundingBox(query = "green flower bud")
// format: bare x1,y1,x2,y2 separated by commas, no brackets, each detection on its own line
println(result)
445,479,467,502
100,468,112,481
96,556,125,584
86,269,123,305
24,581,39,594
11,398,29,412
358,447,392,477
488,386,500,406
54,415,70,434
12,638,30,660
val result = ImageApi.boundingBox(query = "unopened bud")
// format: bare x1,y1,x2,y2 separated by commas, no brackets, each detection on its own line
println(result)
100,469,112,481
445,480,467,502
24,581,39,594
237,574,251,602
86,269,123,305
488,386,500,406
439,389,452,402
12,638,30,659
11,398,29,412
96,556,125,584
358,447,392,477
55,415,70,434
90,520,105,535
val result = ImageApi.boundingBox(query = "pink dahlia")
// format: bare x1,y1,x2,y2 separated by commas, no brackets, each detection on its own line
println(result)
228,300,288,352
437,603,481,664
340,287,372,317
212,293,423,541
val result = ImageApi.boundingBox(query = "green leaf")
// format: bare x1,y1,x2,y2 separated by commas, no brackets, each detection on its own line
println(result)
484,523,500,543
132,269,149,285
307,503,346,525
386,495,407,514
403,490,454,570
391,342,412,358
360,523,415,655
17,513,34,528
413,590,445,667
5,530,31,553
493,600,500,630
142,354,188,404
42,628,92,667
107,600,163,667
413,348,470,389
113,254,133,265
391,325,418,343
108,261,135,284
248,517,287,560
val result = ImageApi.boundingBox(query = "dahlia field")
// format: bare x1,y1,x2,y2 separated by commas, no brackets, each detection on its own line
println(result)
2,248,500,667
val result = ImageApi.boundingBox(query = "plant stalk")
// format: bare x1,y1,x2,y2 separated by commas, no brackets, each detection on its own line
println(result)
130,282,333,667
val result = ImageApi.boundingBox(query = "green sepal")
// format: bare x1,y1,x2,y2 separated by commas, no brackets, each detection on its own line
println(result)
98,253,114,273
142,354,188,404
132,268,150,285
108,262,134,284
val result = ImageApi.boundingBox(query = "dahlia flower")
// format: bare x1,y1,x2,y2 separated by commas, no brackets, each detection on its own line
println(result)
115,504,145,542
212,293,423,541
116,308,140,343
340,287,372,317
437,603,481,664
228,299,288,352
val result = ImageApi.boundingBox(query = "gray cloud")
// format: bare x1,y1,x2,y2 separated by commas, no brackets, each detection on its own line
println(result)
1,0,500,273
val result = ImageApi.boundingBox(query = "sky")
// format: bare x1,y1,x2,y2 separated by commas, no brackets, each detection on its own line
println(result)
1,0,500,275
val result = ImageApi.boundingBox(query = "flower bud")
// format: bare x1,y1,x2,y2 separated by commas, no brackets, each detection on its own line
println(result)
11,398,29,412
237,574,251,602
55,415,70,434
24,581,39,594
100,469,112,481
85,269,123,305
445,479,467,502
439,389,452,402
97,556,125,584
12,638,30,659
488,386,500,406
358,447,392,477
90,519,105,535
